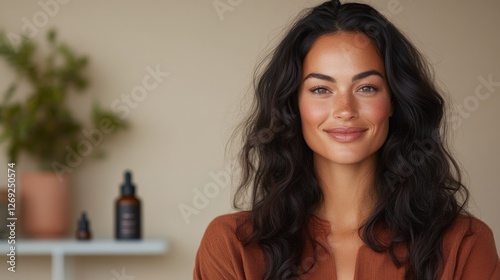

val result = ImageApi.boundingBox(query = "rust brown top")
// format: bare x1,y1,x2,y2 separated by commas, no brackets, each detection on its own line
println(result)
194,212,500,279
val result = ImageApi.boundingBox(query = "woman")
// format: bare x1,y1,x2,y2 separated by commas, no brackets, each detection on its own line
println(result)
194,1,500,279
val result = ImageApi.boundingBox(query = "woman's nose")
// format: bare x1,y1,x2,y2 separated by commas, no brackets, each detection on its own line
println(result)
333,92,358,121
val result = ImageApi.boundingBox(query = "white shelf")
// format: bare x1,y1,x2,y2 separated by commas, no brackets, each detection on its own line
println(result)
1,239,168,255
0,239,169,280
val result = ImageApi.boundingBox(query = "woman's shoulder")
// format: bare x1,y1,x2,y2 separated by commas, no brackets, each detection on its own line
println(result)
194,211,263,280
441,214,500,279
442,214,497,248
197,211,253,251
200,211,252,244
444,214,494,238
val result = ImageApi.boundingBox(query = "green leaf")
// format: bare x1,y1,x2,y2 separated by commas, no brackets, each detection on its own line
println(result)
92,104,128,131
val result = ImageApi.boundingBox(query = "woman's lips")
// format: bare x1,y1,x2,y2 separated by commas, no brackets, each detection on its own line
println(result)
324,127,368,143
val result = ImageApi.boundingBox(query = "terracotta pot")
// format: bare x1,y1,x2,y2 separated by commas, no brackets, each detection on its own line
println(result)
20,172,70,239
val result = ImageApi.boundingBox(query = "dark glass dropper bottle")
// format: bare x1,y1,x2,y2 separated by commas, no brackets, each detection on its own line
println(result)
76,212,91,240
115,171,141,239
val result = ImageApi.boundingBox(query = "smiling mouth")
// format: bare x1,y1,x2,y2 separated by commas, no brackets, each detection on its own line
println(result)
324,127,368,143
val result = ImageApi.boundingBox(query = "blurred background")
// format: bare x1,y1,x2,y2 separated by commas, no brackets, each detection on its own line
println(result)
0,0,498,279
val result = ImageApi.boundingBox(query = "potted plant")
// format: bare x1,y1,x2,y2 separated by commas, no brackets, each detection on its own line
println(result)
0,29,127,238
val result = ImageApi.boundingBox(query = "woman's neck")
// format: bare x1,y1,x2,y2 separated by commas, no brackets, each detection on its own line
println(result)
314,154,377,233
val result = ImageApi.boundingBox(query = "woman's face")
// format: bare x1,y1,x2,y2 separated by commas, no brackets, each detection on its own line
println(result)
298,32,392,166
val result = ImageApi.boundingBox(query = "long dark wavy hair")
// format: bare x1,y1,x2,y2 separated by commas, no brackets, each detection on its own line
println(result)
233,1,469,279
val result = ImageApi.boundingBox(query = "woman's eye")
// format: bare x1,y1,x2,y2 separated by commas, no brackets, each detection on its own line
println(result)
311,87,330,94
359,85,377,92
358,85,378,93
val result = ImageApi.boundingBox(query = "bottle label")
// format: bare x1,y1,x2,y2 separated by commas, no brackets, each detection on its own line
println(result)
116,204,141,239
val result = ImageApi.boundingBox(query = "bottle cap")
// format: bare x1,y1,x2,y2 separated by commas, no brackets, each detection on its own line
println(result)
121,170,136,196
78,212,90,231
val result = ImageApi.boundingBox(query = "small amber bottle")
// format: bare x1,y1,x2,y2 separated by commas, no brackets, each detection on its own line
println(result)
76,212,91,240
115,171,141,239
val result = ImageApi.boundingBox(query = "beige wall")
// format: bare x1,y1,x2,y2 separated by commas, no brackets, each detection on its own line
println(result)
0,0,498,279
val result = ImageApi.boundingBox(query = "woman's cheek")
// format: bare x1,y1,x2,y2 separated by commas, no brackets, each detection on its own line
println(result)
362,97,392,124
300,99,330,127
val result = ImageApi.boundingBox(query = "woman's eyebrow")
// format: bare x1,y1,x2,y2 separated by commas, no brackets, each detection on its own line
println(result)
352,70,384,81
303,70,384,82
303,73,335,82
